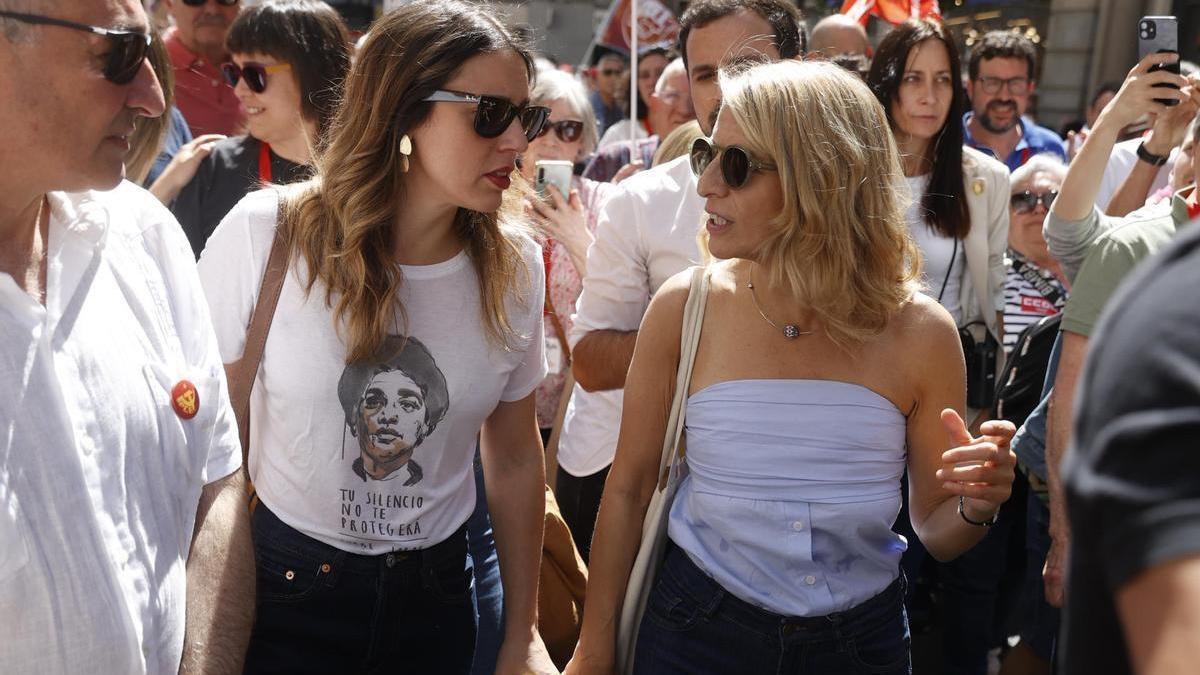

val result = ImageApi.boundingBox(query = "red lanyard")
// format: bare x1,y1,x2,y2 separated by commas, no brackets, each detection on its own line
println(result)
258,141,272,184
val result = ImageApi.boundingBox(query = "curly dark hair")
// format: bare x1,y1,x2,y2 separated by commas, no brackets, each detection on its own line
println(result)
967,30,1037,81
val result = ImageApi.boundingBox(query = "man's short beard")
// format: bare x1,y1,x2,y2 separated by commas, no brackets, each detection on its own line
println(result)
978,102,1019,134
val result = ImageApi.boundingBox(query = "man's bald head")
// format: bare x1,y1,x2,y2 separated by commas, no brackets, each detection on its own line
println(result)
810,14,869,60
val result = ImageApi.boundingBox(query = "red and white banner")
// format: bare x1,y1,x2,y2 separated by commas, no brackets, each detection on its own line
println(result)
840,0,942,26
595,0,680,55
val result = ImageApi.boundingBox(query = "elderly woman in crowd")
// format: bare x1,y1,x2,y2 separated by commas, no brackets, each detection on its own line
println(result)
565,59,1016,675
521,69,618,438
1003,154,1069,353
168,0,351,258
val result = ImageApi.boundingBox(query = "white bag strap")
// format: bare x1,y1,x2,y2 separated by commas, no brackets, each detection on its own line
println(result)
656,266,710,480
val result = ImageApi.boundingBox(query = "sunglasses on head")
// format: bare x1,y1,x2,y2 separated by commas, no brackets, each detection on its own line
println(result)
222,61,291,94
0,10,151,85
689,137,776,189
1010,190,1058,214
423,89,550,141
180,0,239,6
536,119,584,143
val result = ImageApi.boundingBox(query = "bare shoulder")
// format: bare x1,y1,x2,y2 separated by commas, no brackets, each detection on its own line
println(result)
891,292,961,356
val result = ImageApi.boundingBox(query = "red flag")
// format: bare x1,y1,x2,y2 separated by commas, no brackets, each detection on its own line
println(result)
596,0,680,55
840,0,942,26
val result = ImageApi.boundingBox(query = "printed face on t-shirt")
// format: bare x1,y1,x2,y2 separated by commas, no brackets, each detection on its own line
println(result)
357,369,427,476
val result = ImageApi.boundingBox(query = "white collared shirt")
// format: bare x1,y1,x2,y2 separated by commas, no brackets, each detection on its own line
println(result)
0,183,242,674
559,155,704,476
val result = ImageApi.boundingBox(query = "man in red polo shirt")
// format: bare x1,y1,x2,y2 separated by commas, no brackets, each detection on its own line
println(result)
164,0,245,137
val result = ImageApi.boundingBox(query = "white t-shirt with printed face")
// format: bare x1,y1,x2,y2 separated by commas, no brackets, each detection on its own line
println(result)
198,189,547,553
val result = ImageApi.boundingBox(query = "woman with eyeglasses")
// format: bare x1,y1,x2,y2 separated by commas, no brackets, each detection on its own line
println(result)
167,0,350,259
1004,154,1068,354
518,69,615,438
564,59,1016,675
196,1,557,673
865,19,1013,675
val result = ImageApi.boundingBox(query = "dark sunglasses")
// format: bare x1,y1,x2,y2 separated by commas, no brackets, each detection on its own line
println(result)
536,120,584,143
423,89,550,141
0,10,151,85
689,137,776,189
180,0,239,6
1010,190,1058,214
222,61,291,94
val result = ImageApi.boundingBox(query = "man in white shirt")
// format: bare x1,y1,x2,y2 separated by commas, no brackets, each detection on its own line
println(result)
555,0,806,561
0,2,253,673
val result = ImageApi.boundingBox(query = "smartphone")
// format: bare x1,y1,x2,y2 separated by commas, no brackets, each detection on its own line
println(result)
1139,15,1180,106
534,160,573,200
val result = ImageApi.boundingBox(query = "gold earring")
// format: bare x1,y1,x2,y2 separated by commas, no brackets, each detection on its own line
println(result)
399,134,413,173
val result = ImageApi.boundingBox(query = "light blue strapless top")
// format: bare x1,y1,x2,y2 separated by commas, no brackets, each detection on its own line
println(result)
668,379,908,617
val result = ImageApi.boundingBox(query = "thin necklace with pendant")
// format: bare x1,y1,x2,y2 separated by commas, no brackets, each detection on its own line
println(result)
747,268,813,340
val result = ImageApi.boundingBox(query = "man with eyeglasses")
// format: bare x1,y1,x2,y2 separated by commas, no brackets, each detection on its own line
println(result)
964,31,1067,171
589,51,628,137
0,1,252,673
164,0,245,137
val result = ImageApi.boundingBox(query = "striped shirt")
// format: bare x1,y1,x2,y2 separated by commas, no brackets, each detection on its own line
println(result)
1003,250,1067,353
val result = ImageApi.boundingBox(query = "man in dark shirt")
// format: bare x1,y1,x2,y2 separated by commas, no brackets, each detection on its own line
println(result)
1061,219,1200,674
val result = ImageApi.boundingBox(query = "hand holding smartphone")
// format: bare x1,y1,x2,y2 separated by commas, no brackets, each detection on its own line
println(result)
534,160,573,201
1139,16,1181,106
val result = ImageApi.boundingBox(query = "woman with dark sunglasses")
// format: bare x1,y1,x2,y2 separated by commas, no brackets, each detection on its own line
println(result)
518,69,618,441
167,0,350,259
568,59,1017,675
195,1,557,673
1003,153,1069,354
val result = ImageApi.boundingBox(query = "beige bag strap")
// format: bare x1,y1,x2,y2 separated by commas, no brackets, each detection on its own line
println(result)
658,266,710,485
544,370,574,492
225,205,289,463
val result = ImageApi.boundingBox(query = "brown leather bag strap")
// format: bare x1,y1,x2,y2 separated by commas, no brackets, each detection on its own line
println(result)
226,202,289,463
544,295,572,366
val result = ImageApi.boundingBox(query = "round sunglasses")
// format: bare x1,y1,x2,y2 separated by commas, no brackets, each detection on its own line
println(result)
689,136,776,189
535,120,584,143
222,62,291,94
423,89,550,142
1010,189,1058,214
0,10,151,85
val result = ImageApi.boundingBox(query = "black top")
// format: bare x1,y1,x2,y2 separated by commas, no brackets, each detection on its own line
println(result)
1061,220,1200,674
172,135,309,259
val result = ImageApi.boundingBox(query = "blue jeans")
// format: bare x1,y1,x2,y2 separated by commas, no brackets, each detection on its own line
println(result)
244,505,477,674
1019,489,1060,661
468,452,503,675
634,544,911,674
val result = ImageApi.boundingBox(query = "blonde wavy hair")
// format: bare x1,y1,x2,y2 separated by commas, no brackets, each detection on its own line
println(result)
280,0,535,363
714,60,921,346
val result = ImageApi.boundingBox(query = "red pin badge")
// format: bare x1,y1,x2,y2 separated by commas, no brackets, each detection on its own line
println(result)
171,380,199,420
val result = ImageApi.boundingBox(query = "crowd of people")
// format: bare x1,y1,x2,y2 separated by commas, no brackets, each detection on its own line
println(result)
2,0,1198,674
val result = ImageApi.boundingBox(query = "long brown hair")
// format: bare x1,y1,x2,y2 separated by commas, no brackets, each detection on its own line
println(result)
867,19,970,240
282,0,536,363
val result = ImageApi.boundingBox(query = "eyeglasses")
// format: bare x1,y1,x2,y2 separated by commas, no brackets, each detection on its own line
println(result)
535,120,584,143
423,89,550,141
689,137,776,189
180,0,239,6
222,61,291,94
976,76,1031,96
1010,190,1058,214
0,10,151,84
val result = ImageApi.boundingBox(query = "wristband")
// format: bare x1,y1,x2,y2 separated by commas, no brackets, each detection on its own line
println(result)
1136,142,1170,167
958,495,999,527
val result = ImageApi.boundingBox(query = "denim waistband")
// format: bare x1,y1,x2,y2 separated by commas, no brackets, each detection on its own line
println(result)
253,504,468,576
663,543,904,639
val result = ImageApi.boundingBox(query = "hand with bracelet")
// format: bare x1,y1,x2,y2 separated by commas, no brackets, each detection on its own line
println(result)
936,409,1018,527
